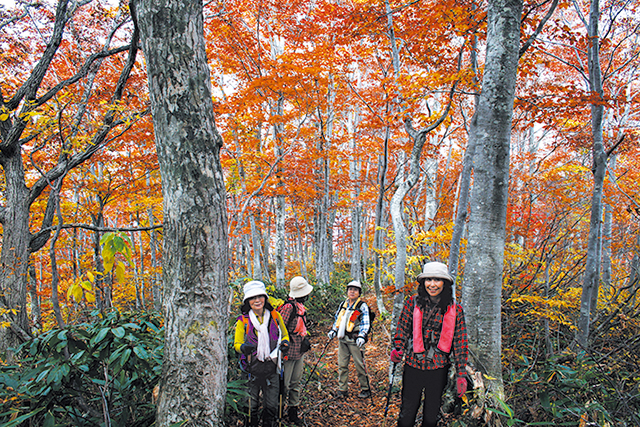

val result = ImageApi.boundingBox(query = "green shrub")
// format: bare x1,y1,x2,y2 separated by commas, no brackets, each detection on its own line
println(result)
0,309,163,427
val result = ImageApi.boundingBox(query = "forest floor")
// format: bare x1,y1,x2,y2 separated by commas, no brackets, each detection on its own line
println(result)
227,294,467,427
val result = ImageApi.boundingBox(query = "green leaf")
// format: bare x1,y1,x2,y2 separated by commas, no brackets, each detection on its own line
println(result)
120,348,132,368
100,232,115,245
91,327,110,346
0,408,45,427
133,345,149,359
43,411,55,427
112,326,125,338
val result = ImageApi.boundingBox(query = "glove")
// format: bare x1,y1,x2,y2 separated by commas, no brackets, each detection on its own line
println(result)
327,330,336,340
356,337,365,348
390,348,403,363
457,377,468,397
280,340,290,355
241,343,256,355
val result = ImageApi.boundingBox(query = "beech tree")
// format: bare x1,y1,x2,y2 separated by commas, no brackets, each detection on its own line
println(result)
461,0,524,398
135,0,229,424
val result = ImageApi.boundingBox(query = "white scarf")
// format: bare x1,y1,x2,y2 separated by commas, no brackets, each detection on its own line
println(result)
337,301,354,339
249,310,272,362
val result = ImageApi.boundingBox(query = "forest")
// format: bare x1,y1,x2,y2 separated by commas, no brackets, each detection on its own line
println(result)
0,0,639,425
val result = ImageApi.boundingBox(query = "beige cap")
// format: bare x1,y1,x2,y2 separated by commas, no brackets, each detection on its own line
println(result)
416,262,454,282
346,280,362,289
289,276,313,298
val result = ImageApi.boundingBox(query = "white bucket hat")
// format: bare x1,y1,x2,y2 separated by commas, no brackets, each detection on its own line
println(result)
346,280,362,289
289,276,313,298
243,280,268,302
416,262,454,283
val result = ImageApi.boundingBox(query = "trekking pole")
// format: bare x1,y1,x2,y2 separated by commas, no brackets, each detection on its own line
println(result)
382,362,398,427
278,343,286,427
247,354,252,426
360,348,374,406
300,337,332,396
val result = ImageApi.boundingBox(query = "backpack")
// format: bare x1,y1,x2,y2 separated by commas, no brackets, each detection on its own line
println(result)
277,299,311,353
276,300,301,333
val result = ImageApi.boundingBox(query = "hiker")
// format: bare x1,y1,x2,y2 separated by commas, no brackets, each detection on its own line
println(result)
390,261,469,427
327,280,372,399
277,276,313,425
234,280,290,427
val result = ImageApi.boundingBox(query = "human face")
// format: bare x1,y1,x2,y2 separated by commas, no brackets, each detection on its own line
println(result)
422,278,444,301
347,286,360,302
249,295,266,314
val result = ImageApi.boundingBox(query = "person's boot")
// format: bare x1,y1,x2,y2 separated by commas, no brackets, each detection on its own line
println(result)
288,406,303,425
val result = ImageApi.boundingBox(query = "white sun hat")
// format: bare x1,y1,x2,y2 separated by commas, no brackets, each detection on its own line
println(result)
243,280,268,302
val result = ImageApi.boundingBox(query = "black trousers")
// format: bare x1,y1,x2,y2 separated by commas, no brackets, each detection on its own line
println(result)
397,364,449,427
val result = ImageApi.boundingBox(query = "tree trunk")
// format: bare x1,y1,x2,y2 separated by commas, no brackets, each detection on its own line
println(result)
135,0,230,424
148,206,162,311
461,0,523,399
27,261,41,330
448,34,480,282
575,0,607,350
601,154,616,294
349,110,363,282
0,150,32,352
373,142,389,315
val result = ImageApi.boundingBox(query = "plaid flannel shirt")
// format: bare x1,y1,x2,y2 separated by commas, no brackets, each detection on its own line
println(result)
279,300,307,361
392,295,468,378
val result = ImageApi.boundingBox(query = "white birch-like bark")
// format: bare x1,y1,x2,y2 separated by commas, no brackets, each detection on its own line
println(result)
448,35,480,281
576,0,607,349
461,0,523,398
136,0,229,423
348,107,363,281
314,78,336,285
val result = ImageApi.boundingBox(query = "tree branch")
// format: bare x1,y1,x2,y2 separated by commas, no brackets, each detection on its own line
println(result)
519,0,559,57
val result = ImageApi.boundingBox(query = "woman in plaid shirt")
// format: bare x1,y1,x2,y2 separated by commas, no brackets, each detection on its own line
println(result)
390,262,469,427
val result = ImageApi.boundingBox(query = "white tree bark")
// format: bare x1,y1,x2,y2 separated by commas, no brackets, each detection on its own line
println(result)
575,0,607,349
135,0,229,424
461,0,523,398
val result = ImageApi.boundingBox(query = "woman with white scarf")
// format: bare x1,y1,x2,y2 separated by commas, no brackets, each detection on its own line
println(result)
234,281,290,427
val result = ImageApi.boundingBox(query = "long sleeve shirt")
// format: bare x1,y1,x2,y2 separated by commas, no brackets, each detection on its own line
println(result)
233,310,290,353
392,295,468,378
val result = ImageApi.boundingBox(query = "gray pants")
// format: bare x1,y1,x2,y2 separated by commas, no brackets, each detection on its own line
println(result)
283,355,305,407
247,370,279,426
337,337,369,393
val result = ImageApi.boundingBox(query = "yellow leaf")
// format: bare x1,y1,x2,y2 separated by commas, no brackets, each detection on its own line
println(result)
81,281,93,291
0,113,9,121
87,271,95,282
115,261,125,283
85,292,96,303
104,258,114,274
67,284,76,300
72,285,83,303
